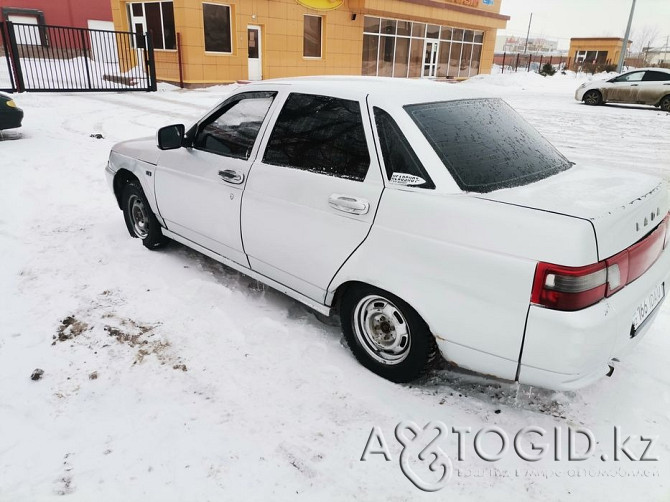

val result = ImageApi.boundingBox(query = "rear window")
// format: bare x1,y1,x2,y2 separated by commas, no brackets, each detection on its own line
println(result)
404,98,572,193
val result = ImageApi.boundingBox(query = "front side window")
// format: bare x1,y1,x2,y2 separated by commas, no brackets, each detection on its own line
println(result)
374,107,434,189
127,1,175,50
614,71,645,83
193,92,276,159
405,98,572,193
203,3,232,53
303,15,322,58
263,93,370,182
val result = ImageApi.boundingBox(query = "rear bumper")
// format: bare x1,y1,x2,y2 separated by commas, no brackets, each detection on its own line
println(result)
518,245,670,390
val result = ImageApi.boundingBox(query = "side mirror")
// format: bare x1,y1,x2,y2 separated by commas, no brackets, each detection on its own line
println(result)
157,124,185,150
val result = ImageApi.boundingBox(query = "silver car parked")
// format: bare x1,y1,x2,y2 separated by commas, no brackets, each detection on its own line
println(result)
575,67,670,111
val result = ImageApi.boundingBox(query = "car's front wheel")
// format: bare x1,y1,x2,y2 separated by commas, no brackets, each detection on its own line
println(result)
340,284,437,383
660,95,670,112
121,181,168,250
583,90,603,106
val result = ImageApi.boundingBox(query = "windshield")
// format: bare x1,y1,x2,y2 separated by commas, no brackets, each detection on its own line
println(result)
404,98,572,193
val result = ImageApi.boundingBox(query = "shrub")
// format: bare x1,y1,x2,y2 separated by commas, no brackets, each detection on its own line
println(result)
539,62,556,76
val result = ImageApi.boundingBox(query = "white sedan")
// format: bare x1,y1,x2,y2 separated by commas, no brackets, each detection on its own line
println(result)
106,77,670,390
575,67,670,110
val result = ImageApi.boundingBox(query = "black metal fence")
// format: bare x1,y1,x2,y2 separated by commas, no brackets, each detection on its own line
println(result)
0,21,156,93
493,52,569,74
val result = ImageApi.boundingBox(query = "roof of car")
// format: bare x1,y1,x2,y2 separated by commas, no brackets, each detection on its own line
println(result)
242,76,488,106
625,67,670,73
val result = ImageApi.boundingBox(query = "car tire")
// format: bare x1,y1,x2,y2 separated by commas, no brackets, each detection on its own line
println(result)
121,181,168,250
660,95,670,112
340,284,437,383
583,90,603,106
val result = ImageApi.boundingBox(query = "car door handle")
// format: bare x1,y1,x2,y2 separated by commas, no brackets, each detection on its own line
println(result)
328,194,370,215
218,169,244,184
630,84,639,86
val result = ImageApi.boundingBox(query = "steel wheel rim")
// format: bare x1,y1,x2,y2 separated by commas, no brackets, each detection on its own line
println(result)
352,295,411,365
129,194,149,239
584,91,599,105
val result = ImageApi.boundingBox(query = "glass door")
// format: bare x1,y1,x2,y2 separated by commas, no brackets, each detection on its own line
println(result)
422,41,438,77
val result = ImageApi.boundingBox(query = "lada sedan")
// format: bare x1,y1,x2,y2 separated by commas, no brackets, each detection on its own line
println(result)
106,77,670,390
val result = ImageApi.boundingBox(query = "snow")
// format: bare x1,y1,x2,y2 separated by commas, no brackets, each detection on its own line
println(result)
1,72,669,501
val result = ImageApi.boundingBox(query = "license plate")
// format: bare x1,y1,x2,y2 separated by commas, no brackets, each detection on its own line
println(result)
632,283,665,333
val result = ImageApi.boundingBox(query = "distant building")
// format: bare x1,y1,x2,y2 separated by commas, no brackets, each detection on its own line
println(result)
568,37,632,68
645,46,670,66
496,35,558,54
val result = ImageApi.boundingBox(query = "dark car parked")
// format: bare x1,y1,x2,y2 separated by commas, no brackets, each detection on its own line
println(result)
0,93,23,130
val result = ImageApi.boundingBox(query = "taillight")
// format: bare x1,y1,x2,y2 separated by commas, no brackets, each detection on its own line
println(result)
531,262,607,311
532,216,668,312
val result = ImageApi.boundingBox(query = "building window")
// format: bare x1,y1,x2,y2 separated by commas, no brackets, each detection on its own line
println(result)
127,1,175,50
303,15,322,58
203,3,232,53
362,16,484,78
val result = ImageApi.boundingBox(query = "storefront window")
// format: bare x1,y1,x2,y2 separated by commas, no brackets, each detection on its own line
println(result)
378,36,395,76
364,16,380,34
362,34,379,75
411,23,426,38
394,37,410,78
397,21,411,37
361,16,484,79
408,39,422,78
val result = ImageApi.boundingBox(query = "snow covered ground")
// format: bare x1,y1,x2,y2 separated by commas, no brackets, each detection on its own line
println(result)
1,72,669,501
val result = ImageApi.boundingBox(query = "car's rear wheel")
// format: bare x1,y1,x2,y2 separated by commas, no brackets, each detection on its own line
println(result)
121,181,168,250
660,95,670,112
583,90,603,106
340,284,437,383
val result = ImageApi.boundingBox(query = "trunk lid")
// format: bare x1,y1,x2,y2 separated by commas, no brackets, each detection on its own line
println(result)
479,165,668,260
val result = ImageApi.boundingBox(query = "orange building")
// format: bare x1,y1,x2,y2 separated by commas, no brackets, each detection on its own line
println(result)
110,0,509,85
568,37,633,68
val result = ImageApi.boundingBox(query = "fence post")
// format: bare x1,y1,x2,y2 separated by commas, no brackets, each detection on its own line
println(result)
1,22,17,92
515,53,520,72
539,55,543,70
176,32,184,89
5,21,24,92
145,32,156,91
501,52,506,74
79,28,93,89
527,54,532,72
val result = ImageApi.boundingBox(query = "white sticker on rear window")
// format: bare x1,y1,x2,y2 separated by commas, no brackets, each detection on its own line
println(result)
390,173,427,186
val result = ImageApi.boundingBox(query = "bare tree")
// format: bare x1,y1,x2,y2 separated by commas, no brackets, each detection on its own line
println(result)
629,25,661,65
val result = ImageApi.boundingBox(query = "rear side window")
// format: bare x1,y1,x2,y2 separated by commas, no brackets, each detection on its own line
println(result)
374,107,434,189
405,98,572,193
263,93,370,181
642,71,670,82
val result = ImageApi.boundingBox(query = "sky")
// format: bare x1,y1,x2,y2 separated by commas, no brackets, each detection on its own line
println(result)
498,0,670,51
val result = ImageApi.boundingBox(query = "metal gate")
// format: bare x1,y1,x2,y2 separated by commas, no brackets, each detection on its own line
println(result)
0,21,156,93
